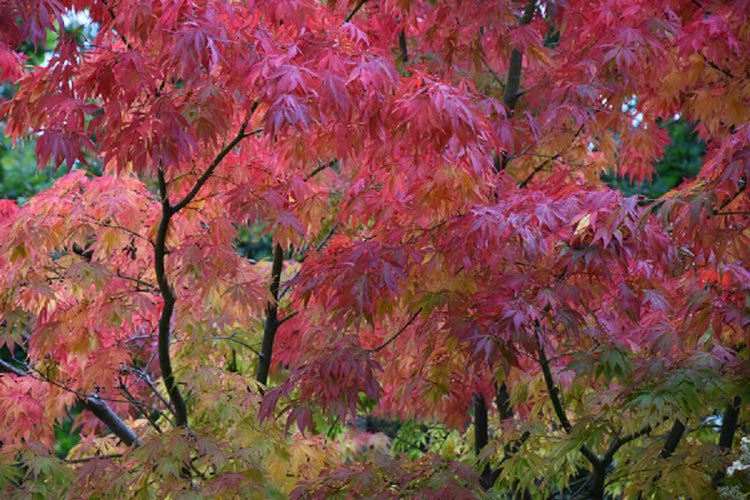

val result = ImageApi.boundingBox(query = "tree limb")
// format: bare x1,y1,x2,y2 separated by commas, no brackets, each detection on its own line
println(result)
171,119,255,213
0,359,141,447
495,381,514,421
367,309,421,353
344,0,368,22
660,419,685,459
473,394,495,490
537,337,601,468
502,0,536,111
718,396,741,451
601,423,653,465
154,168,189,428
278,221,339,300
0,358,25,377
82,396,142,446
517,125,585,188
256,243,284,386
152,117,261,426
713,396,742,487
305,159,338,181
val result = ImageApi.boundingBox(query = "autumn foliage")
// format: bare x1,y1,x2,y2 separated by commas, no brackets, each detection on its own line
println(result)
0,0,748,497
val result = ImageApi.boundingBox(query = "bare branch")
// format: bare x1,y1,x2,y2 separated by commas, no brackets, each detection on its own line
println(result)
660,419,685,459
344,0,367,22
536,336,602,468
518,125,585,188
277,310,299,326
82,396,142,446
367,309,422,353
601,423,653,465
126,366,175,419
501,0,537,111
0,358,25,377
171,120,255,214
213,334,261,357
305,160,337,181
256,243,284,386
63,453,124,464
154,167,188,427
0,360,141,447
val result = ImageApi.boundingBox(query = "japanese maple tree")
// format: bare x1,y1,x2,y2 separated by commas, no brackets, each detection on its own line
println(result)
0,0,748,498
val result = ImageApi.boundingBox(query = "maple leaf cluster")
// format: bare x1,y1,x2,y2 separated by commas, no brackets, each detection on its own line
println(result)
0,0,748,497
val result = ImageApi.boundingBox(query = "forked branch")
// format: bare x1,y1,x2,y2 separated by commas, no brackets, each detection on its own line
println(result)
153,118,258,427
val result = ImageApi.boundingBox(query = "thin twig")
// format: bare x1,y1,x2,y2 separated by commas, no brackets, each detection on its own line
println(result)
344,0,367,22
367,309,422,353
127,366,175,417
118,379,164,432
101,0,133,50
116,271,157,291
63,453,124,464
517,125,585,188
278,222,339,299
213,334,261,357
277,310,299,326
700,53,734,79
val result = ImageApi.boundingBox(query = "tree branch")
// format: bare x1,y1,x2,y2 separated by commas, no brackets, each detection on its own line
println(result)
63,453,124,464
213,334,261,357
305,160,337,181
171,119,255,213
0,358,25,377
518,154,558,189
154,167,188,428
277,310,299,326
0,359,141,447
495,381,514,421
473,394,495,490
256,243,284,386
126,366,175,418
83,396,142,446
718,396,741,451
601,423,653,465
537,337,601,468
502,0,536,112
344,0,368,22
713,396,742,487
492,0,536,172
151,116,261,426
399,28,408,63
517,125,585,188
101,0,134,50
367,309,421,353
278,222,339,300
700,53,735,79
660,419,685,459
